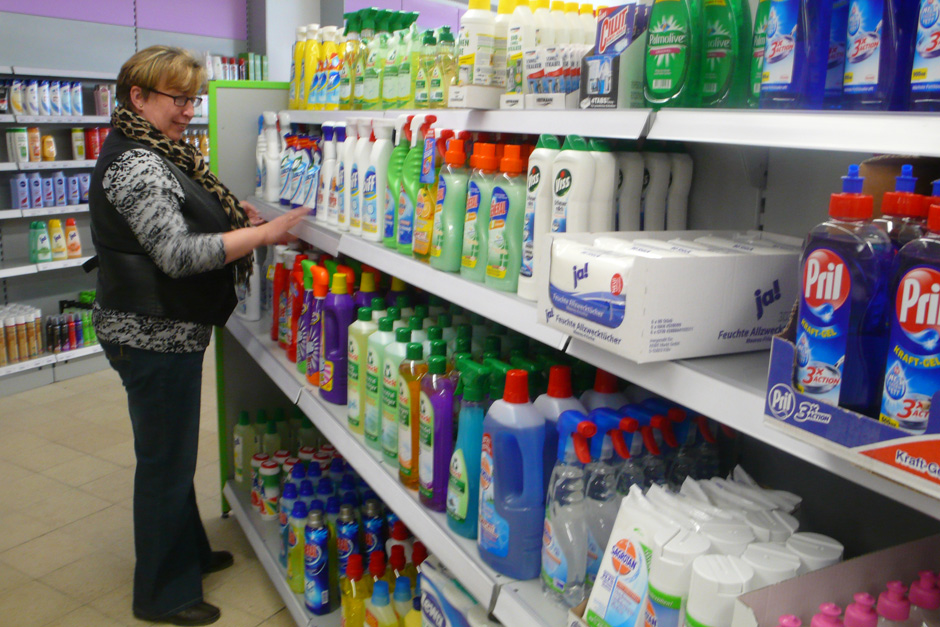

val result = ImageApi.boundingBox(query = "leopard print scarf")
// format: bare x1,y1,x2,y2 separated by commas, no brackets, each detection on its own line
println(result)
111,106,253,285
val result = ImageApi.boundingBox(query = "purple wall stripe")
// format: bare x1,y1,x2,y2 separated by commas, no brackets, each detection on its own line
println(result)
0,0,135,27
135,0,247,40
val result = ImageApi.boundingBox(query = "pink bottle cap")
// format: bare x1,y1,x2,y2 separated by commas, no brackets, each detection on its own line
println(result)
844,593,877,627
877,581,910,621
811,603,843,627
910,571,940,611
777,615,803,627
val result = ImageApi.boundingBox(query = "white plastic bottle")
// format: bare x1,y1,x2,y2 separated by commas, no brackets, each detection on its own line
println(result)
352,117,373,237
550,135,595,235
580,369,628,411
363,120,393,242
328,123,345,226
340,118,358,232
588,138,616,232
616,151,645,231
316,123,335,224
550,1,571,45
493,0,514,89
533,0,556,46
507,0,537,94
236,251,262,321
580,4,597,47
458,0,497,87
518,134,562,301
666,152,693,231
641,151,671,231
255,115,266,197
262,112,281,202
566,3,585,44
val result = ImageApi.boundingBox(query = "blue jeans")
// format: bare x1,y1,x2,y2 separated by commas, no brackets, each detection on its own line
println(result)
102,341,213,618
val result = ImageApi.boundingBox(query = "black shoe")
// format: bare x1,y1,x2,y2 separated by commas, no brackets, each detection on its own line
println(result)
203,550,234,575
134,602,221,626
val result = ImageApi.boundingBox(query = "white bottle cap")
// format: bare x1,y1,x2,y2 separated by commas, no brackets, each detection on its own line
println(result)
785,532,843,574
687,554,755,627
764,489,802,514
713,478,780,510
744,509,799,543
357,118,372,138
699,519,756,557
15,315,26,325
741,542,802,589
650,527,712,597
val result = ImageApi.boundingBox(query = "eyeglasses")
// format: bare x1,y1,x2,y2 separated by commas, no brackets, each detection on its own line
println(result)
149,89,204,108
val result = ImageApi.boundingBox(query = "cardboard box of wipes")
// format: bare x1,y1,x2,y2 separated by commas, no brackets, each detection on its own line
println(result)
537,231,801,362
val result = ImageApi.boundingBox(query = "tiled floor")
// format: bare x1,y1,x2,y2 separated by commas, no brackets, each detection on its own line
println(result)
0,349,294,627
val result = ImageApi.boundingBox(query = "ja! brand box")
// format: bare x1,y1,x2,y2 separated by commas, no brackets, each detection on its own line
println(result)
579,3,650,108
536,231,800,362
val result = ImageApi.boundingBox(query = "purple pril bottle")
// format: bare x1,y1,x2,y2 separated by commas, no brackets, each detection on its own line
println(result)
319,271,355,404
418,354,456,512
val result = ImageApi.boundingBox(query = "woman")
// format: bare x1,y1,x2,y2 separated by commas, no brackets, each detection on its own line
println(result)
89,46,307,626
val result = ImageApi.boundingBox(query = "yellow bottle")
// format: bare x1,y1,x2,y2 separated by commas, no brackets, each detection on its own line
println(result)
414,30,435,109
398,343,427,489
364,581,399,627
432,27,458,109
321,27,341,111
340,12,361,110
48,219,67,261
289,26,307,109
355,9,376,110
403,600,422,627
302,23,321,110
341,554,372,627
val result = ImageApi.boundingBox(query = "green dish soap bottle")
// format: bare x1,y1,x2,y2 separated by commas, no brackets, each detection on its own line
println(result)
485,144,527,292
397,114,436,256
645,0,705,107
700,0,751,107
747,0,771,107
430,139,470,273
413,128,452,264
459,143,499,283
384,114,413,249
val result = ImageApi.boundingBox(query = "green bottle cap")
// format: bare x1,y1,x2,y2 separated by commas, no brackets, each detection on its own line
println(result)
370,297,386,312
454,337,472,355
456,324,472,341
409,316,423,331
301,260,315,290
460,362,489,403
427,355,446,375
422,29,436,45
360,8,376,32
396,328,411,343
358,307,372,322
438,27,455,43
267,419,278,434
536,134,562,150
387,306,401,320
429,340,447,357
292,406,305,421
427,326,443,341
483,358,513,400
256,409,268,425
563,135,590,151
396,294,411,310
414,304,429,320
238,410,250,426
484,335,501,356
437,313,452,328
406,342,423,360
274,407,285,421
378,317,394,332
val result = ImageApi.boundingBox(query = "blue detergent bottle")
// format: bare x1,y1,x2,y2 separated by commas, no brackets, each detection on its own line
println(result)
447,361,489,539
879,204,940,434
759,0,834,108
478,369,546,579
841,0,919,110
873,165,929,251
825,0,850,108
910,0,940,109
795,165,893,417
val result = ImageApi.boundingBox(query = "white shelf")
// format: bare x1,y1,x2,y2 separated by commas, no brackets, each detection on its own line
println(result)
493,579,569,627
648,109,940,156
564,338,940,519
36,256,92,272
0,258,38,279
21,204,89,218
55,344,102,362
0,209,22,220
0,115,14,123
0,354,56,379
223,482,342,627
0,162,18,171
13,115,110,124
18,159,96,171
12,67,117,80
0,66,11,75
224,315,304,404
251,198,342,257
190,117,209,125
338,235,570,351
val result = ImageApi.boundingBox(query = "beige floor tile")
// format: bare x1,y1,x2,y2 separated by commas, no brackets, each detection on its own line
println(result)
59,504,134,553
195,459,225,501
95,440,137,467
32,487,112,528
1,439,88,471
207,603,270,627
13,382,80,406
87,582,152,627
41,549,135,601
0,394,39,416
0,511,62,552
0,562,30,595
50,421,131,455
42,454,122,487
257,608,298,627
207,560,287,620
0,457,33,481
0,580,81,627
0,522,99,578
80,465,136,502
44,605,126,627
77,401,130,427
0,471,72,504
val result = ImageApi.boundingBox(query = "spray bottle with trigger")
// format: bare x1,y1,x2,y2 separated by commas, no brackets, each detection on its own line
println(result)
384,115,414,249
643,399,696,488
398,114,435,257
693,414,721,479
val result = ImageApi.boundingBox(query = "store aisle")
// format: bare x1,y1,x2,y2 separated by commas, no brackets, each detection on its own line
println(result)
0,346,293,627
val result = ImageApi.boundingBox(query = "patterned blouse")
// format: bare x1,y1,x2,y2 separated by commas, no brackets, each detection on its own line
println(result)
92,148,227,353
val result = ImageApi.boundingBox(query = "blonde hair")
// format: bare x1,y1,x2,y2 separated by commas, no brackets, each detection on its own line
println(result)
117,45,206,107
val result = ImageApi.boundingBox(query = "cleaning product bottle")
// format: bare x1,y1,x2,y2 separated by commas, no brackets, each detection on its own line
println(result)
418,354,455,511
340,13,360,111
321,272,356,405
432,27,458,107
393,576,412,621
541,410,595,607
588,138,617,231
876,582,910,626
447,361,489,538
398,16,418,108
566,2,585,44
316,124,335,222
413,126,449,263
580,369,629,411
879,204,940,434
365,580,398,627
460,143,500,282
340,119,359,232
341,553,372,627
873,164,928,251
844,593,878,627
700,0,752,107
431,138,470,272
842,0,917,111
364,120,393,242
382,15,402,110
290,26,307,109
370,297,388,323
354,271,381,310
485,144,527,292
551,0,571,44
262,418,282,456
48,219,67,261
386,521,415,563
550,135,594,235
826,0,850,109
304,509,331,615
478,369,546,579
383,328,412,466
279,482,298,568
507,0,537,95
328,124,346,225
581,4,597,46
533,364,585,480
363,12,389,111
64,218,82,259
458,0,497,86
233,411,258,486
415,30,436,109
385,115,413,249
534,0,556,46
287,254,309,362
350,118,373,236
302,25,322,110
365,317,396,451
398,342,428,488
323,28,343,110
909,571,940,626
910,0,940,110
493,0,514,90
398,114,435,256
748,0,772,107
645,0,704,107
517,134,561,301
304,263,330,385
356,10,377,110
759,0,834,109
348,307,377,437
287,501,309,594
795,165,892,417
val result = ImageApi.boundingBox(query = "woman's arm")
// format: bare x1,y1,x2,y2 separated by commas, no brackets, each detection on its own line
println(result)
221,205,308,264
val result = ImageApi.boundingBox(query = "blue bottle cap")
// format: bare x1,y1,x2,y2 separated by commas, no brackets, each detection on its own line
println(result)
372,580,390,605
290,463,307,480
393,576,412,601
291,501,309,519
282,483,298,499
342,492,359,507
327,495,341,515
362,489,378,502
299,479,315,497
896,164,917,193
307,463,323,479
323,123,334,140
842,164,864,194
933,179,940,197
330,458,346,474
335,125,346,142
309,498,324,512
317,477,333,495
341,474,357,490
